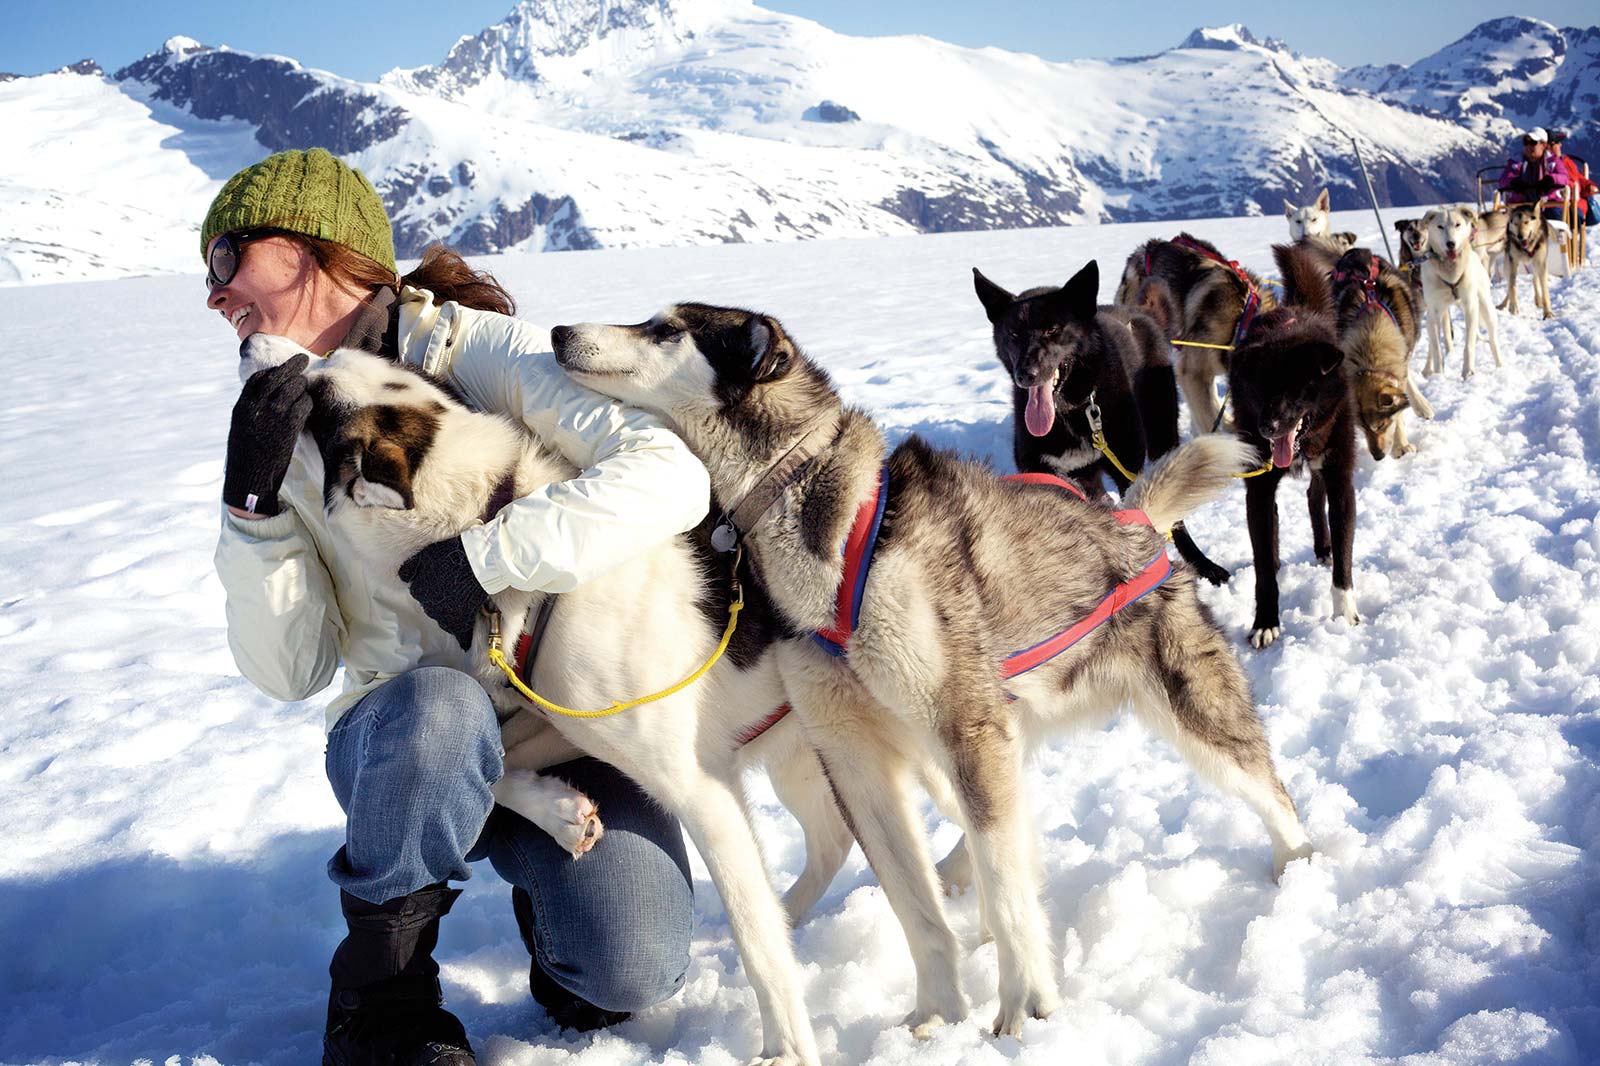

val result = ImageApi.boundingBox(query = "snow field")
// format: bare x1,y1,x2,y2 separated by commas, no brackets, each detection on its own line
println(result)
0,210,1595,1065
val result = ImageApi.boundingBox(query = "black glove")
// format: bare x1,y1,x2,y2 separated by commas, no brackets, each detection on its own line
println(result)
398,535,489,651
1533,175,1556,197
222,354,312,516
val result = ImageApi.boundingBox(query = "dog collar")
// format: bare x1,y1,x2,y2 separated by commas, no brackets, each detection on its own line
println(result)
713,416,840,552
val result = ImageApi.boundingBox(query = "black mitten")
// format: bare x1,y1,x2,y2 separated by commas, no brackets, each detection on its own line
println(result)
222,354,312,516
398,536,489,651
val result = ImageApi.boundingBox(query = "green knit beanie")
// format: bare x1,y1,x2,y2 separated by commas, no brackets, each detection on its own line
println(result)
201,148,396,275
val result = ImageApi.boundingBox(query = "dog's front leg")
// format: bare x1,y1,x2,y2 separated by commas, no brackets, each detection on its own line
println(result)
1424,306,1444,377
491,770,604,858
1307,470,1332,566
780,653,967,1037
1479,287,1505,369
1326,455,1360,627
1460,295,1479,379
1499,266,1518,314
1536,260,1554,319
1404,372,1435,421
1247,472,1284,648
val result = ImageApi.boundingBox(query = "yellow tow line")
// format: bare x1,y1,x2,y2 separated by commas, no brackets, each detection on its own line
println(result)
486,548,746,720
1085,395,1274,484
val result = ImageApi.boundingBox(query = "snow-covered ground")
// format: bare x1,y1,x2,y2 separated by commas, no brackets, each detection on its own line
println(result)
1,209,1596,1065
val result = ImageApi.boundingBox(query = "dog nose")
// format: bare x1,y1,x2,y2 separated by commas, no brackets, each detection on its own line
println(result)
551,325,574,352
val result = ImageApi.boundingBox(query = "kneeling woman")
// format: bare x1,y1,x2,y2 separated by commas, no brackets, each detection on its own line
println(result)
206,149,709,1065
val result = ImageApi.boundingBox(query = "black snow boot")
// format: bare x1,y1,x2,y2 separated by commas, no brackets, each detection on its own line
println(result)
510,886,631,1032
323,882,476,1066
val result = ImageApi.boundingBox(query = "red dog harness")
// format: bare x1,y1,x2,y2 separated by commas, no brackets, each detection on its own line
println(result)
1331,257,1399,329
1170,235,1263,348
730,469,1172,748
812,467,1173,679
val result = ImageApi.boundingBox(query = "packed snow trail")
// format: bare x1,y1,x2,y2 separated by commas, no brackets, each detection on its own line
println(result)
0,211,1595,1065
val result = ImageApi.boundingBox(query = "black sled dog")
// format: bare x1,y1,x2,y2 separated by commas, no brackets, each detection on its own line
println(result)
1227,244,1361,649
974,259,1231,584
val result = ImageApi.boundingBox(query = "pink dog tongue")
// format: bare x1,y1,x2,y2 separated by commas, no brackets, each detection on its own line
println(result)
1024,384,1055,436
1271,426,1298,468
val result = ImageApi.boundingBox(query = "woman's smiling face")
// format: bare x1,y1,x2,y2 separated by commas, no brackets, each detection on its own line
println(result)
204,233,354,351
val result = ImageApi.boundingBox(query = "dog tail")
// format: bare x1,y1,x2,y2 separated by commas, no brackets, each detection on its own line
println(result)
1271,242,1334,316
1124,434,1259,534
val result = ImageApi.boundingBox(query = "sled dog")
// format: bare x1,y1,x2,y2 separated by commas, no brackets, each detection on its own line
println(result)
1115,233,1278,434
552,303,1314,1039
1498,203,1560,319
238,335,850,1066
1329,247,1434,459
1418,205,1504,379
1283,189,1357,251
974,259,1231,584
1228,245,1360,649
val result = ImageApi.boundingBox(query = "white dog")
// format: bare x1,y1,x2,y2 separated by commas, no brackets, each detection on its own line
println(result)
1284,188,1332,242
1419,205,1504,379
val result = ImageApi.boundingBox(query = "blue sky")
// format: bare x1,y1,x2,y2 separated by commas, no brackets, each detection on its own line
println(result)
3,1,1595,81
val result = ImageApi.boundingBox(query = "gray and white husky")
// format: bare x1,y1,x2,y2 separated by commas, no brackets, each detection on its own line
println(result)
239,334,852,1066
552,304,1315,1041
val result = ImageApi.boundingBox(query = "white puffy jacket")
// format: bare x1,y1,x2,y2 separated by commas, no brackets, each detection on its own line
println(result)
213,286,711,730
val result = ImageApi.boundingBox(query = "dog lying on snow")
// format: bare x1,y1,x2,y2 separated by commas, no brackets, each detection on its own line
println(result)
973,258,1231,585
238,334,854,1066
1227,245,1362,649
552,303,1314,1039
1418,205,1505,379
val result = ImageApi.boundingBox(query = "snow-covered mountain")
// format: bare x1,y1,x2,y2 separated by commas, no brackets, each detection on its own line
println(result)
1,4,1594,285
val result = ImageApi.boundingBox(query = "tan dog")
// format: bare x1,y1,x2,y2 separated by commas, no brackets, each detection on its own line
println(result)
1498,203,1559,319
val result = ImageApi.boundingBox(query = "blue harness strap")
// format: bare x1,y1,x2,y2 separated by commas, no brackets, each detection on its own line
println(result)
812,469,1173,682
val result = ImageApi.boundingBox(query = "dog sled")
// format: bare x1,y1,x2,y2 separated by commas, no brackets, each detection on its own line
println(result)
1477,158,1589,271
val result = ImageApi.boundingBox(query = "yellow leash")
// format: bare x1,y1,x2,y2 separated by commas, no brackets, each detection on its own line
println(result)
485,549,746,720
1171,339,1235,351
1085,394,1274,483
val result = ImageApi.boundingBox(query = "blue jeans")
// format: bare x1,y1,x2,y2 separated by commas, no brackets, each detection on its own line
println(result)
324,666,693,1012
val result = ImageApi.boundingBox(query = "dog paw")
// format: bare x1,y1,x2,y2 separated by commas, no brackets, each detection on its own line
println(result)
1332,587,1361,626
991,988,1059,1038
492,770,604,858
1272,841,1316,882
1393,441,1417,459
1194,560,1231,586
1250,625,1281,650
1314,550,1333,568
1413,396,1435,420
554,797,604,857
903,1003,963,1040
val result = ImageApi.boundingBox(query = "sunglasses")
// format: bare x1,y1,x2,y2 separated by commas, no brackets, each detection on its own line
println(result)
205,229,273,288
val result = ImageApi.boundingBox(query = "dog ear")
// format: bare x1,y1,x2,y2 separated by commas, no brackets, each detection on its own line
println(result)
355,439,414,509
1284,199,1297,219
1456,205,1476,226
745,314,793,383
1392,219,1408,233
972,268,1014,323
1061,260,1099,320
1316,188,1330,214
1311,341,1345,377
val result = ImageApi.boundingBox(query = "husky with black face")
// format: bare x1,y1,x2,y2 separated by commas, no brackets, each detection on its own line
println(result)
552,303,1313,1041
1329,247,1435,460
238,334,857,1066
1225,246,1362,649
973,258,1230,584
